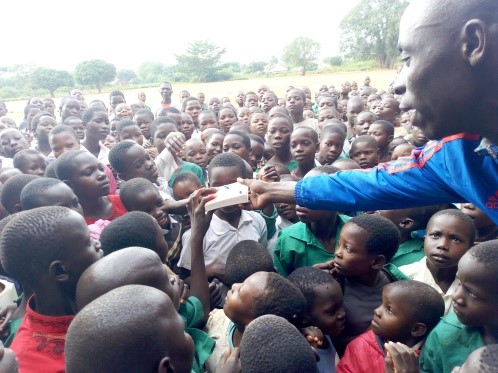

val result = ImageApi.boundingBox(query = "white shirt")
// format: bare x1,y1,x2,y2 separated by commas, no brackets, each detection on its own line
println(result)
294,117,318,132
155,148,181,180
178,210,267,270
267,216,295,256
400,257,459,315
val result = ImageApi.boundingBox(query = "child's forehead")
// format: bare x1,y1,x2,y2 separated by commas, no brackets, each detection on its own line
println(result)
351,141,376,150
291,128,315,140
185,140,205,149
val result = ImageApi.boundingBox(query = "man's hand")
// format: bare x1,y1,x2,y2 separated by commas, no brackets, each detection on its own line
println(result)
384,342,419,373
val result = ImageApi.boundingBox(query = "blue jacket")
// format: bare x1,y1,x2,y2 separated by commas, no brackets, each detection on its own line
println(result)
295,133,498,223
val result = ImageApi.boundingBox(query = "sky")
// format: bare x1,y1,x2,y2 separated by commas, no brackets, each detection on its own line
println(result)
2,0,360,71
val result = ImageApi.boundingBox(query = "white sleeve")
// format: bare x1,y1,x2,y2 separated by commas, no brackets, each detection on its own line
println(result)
177,229,192,270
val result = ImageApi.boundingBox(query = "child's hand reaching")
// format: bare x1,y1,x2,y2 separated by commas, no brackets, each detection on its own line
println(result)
0,304,17,340
187,187,217,235
215,348,241,373
165,132,186,162
384,342,419,373
257,165,279,182
302,326,324,350
209,279,223,310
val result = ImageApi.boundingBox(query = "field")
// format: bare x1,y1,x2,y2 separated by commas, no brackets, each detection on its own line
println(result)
4,69,397,123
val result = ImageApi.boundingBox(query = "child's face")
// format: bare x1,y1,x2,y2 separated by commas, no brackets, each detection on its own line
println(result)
318,97,335,111
119,125,144,146
318,133,344,165
85,111,110,141
290,130,317,164
185,100,201,121
0,130,29,158
452,253,498,327
350,142,379,169
424,215,473,269
173,180,201,201
310,282,346,337
62,99,81,119
115,104,133,120
180,114,195,140
249,141,264,170
354,112,375,136
318,109,338,126
223,134,251,162
411,126,429,147
18,154,46,177
67,153,110,199
121,145,158,182
208,98,221,113
197,93,205,103
35,116,56,141
110,95,125,110
50,132,80,158
371,284,417,343
244,94,258,108
134,114,153,140
369,99,381,112
224,271,267,327
153,123,176,154
400,111,413,133
198,113,217,132
391,144,413,160
205,134,225,162
334,222,375,278
249,113,268,138
66,119,85,140
374,99,398,122
276,202,297,221
303,110,314,119
367,123,391,150
209,166,241,213
39,183,84,216
127,188,170,229
184,141,208,170
257,85,269,101
103,135,117,149
286,90,304,114
267,118,292,152
237,106,251,124
262,92,276,113
218,109,237,133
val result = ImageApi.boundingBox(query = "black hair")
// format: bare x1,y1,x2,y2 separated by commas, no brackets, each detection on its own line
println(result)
468,240,498,286
229,122,251,134
119,177,157,211
31,111,54,132
428,209,476,244
20,178,64,210
81,106,106,123
263,91,278,102
332,158,360,168
133,109,154,121
171,171,201,190
67,285,178,373
150,117,178,139
99,211,164,257
45,160,58,178
226,130,251,150
219,105,238,117
317,95,338,109
54,150,88,181
12,149,44,169
158,106,181,116
348,214,400,262
477,344,498,372
108,140,138,173
116,119,138,138
305,165,339,178
252,272,306,327
244,91,258,102
205,129,225,142
1,174,39,213
23,104,39,120
288,266,341,313
386,280,444,334
109,90,125,99
49,124,79,140
372,120,395,136
63,116,83,125
248,133,265,146
225,240,274,287
182,97,200,111
292,126,318,144
351,135,378,149
239,315,317,373
0,206,76,286
208,153,246,178
88,99,107,110
287,88,306,102
321,123,346,139
269,113,294,130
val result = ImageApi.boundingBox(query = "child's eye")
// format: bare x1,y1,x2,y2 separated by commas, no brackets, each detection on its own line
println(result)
386,307,393,314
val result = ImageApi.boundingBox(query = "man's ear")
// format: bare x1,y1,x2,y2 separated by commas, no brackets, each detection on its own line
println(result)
399,217,415,230
48,261,69,282
372,255,386,270
157,357,174,373
461,20,487,67
411,322,427,338
387,134,394,143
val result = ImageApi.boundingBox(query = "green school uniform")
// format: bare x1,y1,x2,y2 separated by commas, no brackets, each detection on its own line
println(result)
273,215,350,277
258,206,278,240
179,296,215,373
389,235,425,267
419,311,485,373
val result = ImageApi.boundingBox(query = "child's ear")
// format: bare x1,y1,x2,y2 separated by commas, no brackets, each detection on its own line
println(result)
461,20,486,67
12,204,22,213
399,217,415,230
48,261,69,282
371,255,386,270
387,135,394,143
410,322,427,338
157,357,174,373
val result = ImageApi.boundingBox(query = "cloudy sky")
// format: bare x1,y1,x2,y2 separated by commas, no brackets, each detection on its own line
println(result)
3,0,360,71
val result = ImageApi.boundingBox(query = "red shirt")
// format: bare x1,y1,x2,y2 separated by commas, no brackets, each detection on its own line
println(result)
10,296,74,373
84,194,127,225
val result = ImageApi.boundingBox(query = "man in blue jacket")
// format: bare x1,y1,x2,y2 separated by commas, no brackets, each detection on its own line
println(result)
240,0,498,224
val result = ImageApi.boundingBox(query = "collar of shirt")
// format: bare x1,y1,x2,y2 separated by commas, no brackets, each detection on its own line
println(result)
210,211,254,236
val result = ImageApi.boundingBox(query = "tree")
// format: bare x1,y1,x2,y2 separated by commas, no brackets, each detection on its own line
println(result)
339,0,409,68
116,69,137,82
74,59,116,93
245,61,266,74
176,40,226,82
137,61,167,83
30,68,74,97
282,37,321,76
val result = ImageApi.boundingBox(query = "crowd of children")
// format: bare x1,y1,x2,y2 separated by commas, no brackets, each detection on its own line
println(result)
0,39,496,372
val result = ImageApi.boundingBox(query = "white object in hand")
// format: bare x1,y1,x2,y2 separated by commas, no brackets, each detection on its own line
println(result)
205,182,249,211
